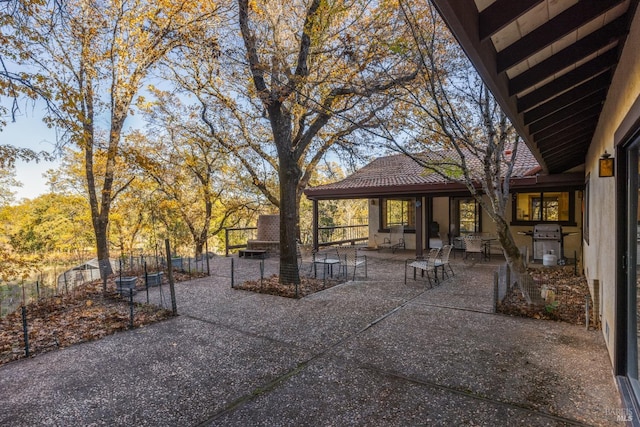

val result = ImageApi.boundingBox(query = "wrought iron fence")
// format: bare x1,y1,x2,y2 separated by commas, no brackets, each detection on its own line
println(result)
0,251,213,319
225,227,258,256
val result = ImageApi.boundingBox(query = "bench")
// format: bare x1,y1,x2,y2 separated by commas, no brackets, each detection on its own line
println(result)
238,249,268,259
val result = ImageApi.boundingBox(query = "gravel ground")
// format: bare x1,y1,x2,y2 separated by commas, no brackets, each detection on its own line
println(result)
0,251,623,426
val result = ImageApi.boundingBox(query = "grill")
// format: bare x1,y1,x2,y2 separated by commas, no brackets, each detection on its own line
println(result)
533,224,562,260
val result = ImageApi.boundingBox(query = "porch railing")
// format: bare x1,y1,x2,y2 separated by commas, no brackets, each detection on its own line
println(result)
317,224,369,247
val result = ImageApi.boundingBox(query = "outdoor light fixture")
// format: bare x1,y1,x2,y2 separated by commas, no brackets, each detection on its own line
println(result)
599,151,614,177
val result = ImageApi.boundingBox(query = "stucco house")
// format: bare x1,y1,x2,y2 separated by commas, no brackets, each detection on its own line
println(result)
308,0,640,419
305,145,584,262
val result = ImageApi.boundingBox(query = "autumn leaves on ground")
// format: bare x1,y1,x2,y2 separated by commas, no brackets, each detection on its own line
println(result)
497,266,597,327
0,278,175,366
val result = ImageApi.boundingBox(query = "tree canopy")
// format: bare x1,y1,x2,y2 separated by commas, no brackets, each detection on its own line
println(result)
2,0,220,280
0,0,530,290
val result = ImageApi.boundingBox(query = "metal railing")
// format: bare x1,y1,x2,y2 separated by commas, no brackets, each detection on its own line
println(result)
317,224,369,247
224,223,369,255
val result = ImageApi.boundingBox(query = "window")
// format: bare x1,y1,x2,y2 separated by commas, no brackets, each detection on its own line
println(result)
380,198,415,231
513,191,574,224
450,197,481,236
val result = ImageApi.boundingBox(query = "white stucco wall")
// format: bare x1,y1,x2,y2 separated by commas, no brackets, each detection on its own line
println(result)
432,196,449,241
585,6,640,361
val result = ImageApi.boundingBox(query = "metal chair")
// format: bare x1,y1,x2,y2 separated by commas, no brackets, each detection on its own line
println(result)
405,248,441,287
335,246,367,281
436,244,454,280
375,225,405,253
464,235,484,261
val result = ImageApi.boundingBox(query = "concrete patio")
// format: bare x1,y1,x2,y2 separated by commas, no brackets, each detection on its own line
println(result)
0,250,623,426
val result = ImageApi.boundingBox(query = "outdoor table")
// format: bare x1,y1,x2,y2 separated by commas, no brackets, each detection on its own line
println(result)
238,249,267,259
313,257,340,278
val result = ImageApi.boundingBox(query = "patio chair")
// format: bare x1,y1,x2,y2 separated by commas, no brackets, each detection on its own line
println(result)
435,244,454,280
464,235,484,261
296,242,315,276
375,225,405,253
451,236,465,259
405,248,440,287
335,246,367,281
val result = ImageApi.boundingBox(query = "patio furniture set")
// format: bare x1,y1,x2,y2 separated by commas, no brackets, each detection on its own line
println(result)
297,244,368,281
453,234,498,261
295,232,497,286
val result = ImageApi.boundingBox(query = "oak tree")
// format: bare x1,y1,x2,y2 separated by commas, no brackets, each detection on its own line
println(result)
175,0,422,284
394,2,533,297
127,89,264,257
3,0,219,281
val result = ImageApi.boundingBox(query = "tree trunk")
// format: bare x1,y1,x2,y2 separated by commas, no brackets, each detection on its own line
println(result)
86,142,114,284
194,240,205,259
494,215,543,305
278,153,302,285
93,213,112,290
494,216,525,274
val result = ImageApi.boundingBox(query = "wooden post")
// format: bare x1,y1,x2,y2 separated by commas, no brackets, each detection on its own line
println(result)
415,197,424,259
312,199,319,252
165,239,177,315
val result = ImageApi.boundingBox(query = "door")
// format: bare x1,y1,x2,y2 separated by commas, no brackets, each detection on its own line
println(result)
616,134,640,417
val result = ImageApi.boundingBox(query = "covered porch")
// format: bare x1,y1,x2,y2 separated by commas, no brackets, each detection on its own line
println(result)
304,151,584,265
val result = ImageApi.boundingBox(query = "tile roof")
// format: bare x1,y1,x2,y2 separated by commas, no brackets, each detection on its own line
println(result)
305,144,542,198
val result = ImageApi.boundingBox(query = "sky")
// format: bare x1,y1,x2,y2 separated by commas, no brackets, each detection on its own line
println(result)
1,98,148,202
2,103,60,201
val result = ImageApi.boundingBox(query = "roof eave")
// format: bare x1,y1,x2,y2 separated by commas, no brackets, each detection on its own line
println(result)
304,172,585,200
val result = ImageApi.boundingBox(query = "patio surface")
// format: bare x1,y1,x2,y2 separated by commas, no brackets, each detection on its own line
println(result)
0,249,623,426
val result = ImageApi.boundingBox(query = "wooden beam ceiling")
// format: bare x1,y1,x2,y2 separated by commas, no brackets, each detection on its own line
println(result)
496,0,625,73
431,0,639,174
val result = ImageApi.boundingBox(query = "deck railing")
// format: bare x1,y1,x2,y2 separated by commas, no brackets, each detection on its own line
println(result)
317,224,369,247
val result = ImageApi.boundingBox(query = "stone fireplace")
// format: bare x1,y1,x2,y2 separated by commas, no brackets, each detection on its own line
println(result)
246,214,280,253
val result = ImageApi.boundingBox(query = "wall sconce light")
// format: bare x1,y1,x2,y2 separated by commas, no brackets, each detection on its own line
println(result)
370,199,376,206
599,151,614,177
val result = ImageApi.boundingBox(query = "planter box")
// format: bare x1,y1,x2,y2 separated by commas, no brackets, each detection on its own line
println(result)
146,272,163,287
115,276,138,295
171,257,183,270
